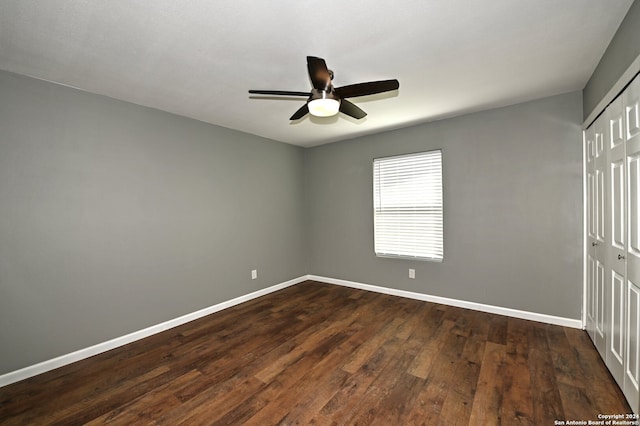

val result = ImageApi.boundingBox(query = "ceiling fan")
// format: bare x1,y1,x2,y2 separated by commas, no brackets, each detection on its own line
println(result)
249,56,399,120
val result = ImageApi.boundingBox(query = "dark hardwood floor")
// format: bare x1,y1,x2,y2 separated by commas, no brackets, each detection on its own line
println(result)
0,280,631,425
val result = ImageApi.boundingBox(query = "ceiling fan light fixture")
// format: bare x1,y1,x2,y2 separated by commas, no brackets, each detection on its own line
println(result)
308,90,340,117
249,56,399,121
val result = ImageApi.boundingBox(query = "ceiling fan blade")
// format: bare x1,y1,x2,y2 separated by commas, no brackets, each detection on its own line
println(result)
339,99,367,119
249,90,311,96
307,56,332,91
290,104,309,120
335,79,399,98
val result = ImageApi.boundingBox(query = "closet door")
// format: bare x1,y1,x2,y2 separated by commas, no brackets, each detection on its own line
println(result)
586,113,608,356
607,97,626,386
624,74,640,409
586,125,597,343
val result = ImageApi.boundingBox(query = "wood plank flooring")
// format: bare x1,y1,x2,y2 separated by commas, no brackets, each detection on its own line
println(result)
0,280,631,425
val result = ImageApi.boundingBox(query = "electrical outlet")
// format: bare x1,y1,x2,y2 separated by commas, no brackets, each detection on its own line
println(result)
409,269,415,279
251,269,258,280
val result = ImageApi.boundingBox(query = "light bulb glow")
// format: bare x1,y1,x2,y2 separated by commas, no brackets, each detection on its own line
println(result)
308,98,340,117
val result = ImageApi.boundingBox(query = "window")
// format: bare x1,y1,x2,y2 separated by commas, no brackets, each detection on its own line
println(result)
373,150,443,261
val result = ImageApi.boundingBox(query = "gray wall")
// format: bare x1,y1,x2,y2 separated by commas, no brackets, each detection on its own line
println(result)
305,91,583,319
0,74,585,376
0,70,306,374
583,0,640,119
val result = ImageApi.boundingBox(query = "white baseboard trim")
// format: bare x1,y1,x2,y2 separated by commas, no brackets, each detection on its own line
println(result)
0,275,307,389
0,273,582,388
307,275,583,329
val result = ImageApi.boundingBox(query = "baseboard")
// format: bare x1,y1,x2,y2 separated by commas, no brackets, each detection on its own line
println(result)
307,275,583,329
0,275,307,388
0,273,582,388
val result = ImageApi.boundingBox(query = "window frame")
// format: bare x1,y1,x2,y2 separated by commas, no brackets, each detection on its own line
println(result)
372,149,444,262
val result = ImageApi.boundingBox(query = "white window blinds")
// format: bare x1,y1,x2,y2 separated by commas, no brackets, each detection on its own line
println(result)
373,150,443,261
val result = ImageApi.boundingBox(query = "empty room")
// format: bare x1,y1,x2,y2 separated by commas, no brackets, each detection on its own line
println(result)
1,1,640,424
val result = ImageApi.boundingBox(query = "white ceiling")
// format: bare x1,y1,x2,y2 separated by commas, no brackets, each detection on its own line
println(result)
0,1,634,147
